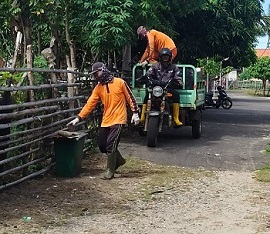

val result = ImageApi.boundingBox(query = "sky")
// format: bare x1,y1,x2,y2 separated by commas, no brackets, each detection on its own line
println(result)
256,0,270,49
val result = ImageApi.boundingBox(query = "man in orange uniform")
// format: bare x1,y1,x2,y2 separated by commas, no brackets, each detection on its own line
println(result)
137,26,177,67
67,62,139,179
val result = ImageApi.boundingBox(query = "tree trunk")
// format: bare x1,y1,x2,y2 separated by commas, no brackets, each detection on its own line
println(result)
263,79,266,96
37,29,41,55
122,45,132,72
11,31,23,68
41,47,58,98
65,6,76,70
65,6,76,110
20,6,32,67
66,55,75,111
26,45,35,102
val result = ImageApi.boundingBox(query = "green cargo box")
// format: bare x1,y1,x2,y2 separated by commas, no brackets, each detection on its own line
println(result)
53,130,87,177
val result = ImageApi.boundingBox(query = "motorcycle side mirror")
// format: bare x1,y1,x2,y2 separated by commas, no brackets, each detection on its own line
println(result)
136,75,149,85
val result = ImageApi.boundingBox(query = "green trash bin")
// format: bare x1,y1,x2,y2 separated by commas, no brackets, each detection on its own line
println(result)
53,130,87,177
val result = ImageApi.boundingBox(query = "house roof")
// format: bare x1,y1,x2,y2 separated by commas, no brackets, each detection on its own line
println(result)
255,49,270,58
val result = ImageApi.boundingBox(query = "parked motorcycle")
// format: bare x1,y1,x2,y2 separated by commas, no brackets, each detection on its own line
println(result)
205,86,232,109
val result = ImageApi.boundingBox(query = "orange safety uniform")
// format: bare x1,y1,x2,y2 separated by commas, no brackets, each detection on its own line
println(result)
78,78,138,127
139,30,177,63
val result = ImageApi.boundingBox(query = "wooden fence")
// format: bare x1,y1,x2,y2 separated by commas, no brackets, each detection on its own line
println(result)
0,68,102,190
230,80,270,96
231,80,263,90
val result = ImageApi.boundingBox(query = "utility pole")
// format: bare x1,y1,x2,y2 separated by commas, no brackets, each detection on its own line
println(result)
219,57,229,87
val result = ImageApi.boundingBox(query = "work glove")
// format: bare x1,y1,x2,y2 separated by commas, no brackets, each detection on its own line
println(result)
131,113,140,125
67,117,80,127
140,60,148,68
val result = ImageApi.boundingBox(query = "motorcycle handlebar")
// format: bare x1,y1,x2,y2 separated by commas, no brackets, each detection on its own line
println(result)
136,75,172,88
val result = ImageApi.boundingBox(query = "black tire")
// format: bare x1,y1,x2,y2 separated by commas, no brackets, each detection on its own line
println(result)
192,112,202,139
147,117,159,147
222,98,232,109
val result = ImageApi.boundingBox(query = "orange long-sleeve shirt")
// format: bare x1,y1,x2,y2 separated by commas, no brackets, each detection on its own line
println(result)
139,29,176,63
78,78,138,127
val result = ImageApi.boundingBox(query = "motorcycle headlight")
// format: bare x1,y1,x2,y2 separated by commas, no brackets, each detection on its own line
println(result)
153,86,163,97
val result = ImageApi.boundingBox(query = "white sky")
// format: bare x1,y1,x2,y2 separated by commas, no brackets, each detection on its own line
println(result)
255,0,270,49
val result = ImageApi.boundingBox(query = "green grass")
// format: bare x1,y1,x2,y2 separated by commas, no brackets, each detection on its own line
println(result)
254,143,270,182
265,144,270,155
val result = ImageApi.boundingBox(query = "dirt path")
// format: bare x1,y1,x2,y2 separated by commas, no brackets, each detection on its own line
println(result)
40,172,270,234
1,154,270,234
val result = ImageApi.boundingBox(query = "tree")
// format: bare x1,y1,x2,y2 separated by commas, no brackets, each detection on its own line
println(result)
257,3,270,44
198,57,233,79
239,67,252,80
0,0,265,72
249,57,270,96
175,0,262,67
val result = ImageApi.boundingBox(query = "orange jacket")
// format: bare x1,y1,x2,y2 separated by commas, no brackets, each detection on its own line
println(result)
139,30,176,63
78,78,138,127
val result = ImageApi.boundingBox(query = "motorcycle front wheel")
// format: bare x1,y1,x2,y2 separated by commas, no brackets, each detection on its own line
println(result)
147,117,159,147
222,98,232,109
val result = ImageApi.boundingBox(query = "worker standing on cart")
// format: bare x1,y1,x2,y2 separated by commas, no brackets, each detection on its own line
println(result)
137,26,178,67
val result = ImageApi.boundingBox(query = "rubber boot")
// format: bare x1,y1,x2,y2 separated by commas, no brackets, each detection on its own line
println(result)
172,103,183,126
140,104,147,122
115,150,126,171
103,152,117,179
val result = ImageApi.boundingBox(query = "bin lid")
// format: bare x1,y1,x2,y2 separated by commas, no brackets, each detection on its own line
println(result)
53,130,87,140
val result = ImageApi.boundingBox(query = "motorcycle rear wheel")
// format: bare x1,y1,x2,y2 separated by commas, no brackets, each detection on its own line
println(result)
222,98,232,109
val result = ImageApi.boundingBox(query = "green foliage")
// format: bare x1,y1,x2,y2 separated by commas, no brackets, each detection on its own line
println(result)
84,0,133,53
266,144,270,155
239,68,252,80
258,12,270,39
197,57,232,79
255,166,270,182
197,58,220,79
0,72,23,86
247,57,270,96
0,72,28,104
254,144,270,182
249,57,270,80
33,55,51,100
0,56,49,103
34,55,48,68
0,0,265,70
177,0,262,66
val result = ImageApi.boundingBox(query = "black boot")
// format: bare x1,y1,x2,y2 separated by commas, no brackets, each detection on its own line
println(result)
103,152,117,180
115,150,126,171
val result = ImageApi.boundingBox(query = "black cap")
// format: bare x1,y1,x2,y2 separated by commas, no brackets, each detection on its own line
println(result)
89,62,104,74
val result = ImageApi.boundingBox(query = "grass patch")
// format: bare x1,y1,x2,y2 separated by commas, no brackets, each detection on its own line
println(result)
265,144,270,155
244,89,254,96
254,165,270,182
119,157,213,201
254,143,270,182
245,89,270,97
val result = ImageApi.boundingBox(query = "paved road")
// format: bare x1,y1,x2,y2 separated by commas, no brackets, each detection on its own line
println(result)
120,91,270,171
